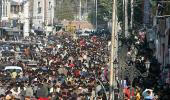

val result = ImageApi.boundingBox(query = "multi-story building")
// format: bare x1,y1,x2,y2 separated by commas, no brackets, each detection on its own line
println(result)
156,16,170,84
31,0,55,35
145,0,170,85
0,0,30,38
0,0,11,27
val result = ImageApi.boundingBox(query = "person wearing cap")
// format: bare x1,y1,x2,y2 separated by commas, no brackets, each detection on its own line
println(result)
143,90,154,100
142,88,154,99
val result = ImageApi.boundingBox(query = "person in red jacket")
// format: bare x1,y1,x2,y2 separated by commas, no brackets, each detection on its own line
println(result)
38,97,49,100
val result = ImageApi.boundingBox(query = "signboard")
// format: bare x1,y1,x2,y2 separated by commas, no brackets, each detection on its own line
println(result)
65,23,76,34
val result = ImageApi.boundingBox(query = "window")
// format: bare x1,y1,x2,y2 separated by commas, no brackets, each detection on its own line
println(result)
6,5,7,16
38,1,40,7
49,2,51,10
38,7,41,13
2,5,5,16
38,2,41,13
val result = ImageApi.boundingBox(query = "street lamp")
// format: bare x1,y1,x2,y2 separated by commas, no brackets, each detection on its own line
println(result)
145,60,150,76
95,0,98,30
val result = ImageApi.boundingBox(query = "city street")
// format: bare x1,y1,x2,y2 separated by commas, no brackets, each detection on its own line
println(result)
0,0,170,100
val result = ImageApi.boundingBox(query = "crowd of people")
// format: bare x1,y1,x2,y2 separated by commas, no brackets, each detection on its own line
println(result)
0,34,110,100
0,31,169,100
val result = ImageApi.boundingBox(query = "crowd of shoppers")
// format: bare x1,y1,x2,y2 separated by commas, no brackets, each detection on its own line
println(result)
0,31,169,100
0,33,110,100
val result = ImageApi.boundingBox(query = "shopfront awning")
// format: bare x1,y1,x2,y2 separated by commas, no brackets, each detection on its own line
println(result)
1,27,23,36
2,27,22,32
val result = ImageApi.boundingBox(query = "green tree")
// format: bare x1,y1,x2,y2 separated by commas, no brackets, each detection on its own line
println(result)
150,0,170,16
88,0,113,29
88,0,143,29
163,2,170,15
117,0,123,23
97,0,113,28
55,0,75,21
150,0,157,15
117,0,143,30
55,0,89,21
133,0,143,28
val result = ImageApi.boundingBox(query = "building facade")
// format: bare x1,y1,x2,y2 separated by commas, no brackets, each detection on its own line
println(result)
32,0,55,32
0,0,31,38
145,0,170,85
0,0,11,27
153,16,170,84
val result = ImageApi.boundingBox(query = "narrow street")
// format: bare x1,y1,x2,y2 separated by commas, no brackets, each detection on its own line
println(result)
0,0,170,100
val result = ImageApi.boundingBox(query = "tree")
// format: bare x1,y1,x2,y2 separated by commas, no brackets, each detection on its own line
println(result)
150,0,157,15
151,0,170,16
133,0,143,28
55,0,90,21
97,0,113,28
88,0,143,30
88,0,113,29
163,1,170,15
117,0,143,30
55,0,75,21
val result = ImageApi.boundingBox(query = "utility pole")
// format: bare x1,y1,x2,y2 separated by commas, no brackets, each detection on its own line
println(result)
96,0,98,30
18,0,21,40
79,0,82,20
130,0,134,30
125,0,128,37
86,0,88,14
86,0,88,20
44,0,47,36
109,0,117,99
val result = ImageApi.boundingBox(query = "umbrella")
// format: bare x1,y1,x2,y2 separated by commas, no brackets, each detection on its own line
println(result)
142,89,153,98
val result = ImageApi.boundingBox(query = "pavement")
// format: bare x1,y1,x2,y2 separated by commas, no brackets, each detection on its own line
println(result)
118,44,127,80
117,44,127,99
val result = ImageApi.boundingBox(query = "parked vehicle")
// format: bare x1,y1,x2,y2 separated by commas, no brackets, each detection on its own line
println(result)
4,66,23,73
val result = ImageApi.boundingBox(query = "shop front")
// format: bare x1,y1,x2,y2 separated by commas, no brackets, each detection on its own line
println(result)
0,27,23,40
